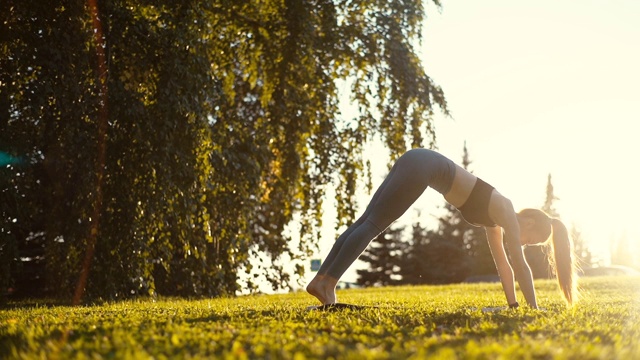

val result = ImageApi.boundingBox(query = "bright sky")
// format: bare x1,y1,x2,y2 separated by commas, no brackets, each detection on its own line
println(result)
420,0,640,255
312,0,640,283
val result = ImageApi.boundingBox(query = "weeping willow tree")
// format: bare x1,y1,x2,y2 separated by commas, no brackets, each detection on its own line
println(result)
0,0,448,301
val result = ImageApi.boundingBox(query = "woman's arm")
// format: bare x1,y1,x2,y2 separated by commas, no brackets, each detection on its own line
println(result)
485,226,517,305
490,196,538,308
503,225,538,308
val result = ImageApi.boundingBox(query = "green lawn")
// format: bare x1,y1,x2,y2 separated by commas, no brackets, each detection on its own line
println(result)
1,277,639,359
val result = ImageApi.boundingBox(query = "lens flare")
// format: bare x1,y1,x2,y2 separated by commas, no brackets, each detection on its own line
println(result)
0,151,22,166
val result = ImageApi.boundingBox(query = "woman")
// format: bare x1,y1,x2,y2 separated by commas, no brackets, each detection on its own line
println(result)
307,148,577,309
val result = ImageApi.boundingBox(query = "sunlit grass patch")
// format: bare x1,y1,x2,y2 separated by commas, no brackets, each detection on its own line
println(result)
1,277,639,359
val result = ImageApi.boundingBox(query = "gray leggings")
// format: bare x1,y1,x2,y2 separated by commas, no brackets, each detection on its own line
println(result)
317,148,456,279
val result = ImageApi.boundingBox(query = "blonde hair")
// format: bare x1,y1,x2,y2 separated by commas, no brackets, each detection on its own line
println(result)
518,208,578,306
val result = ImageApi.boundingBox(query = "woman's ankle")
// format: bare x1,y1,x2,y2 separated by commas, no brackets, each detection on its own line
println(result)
307,274,338,304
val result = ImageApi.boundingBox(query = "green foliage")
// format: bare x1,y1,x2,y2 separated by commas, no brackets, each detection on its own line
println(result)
356,227,406,287
1,0,447,300
400,222,471,284
1,277,639,359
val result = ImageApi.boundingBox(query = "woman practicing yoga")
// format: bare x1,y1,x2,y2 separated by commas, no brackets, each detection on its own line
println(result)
307,148,577,309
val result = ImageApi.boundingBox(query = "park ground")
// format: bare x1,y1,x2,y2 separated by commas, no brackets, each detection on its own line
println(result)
1,276,639,359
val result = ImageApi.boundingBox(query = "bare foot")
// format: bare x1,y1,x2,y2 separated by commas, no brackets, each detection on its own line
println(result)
306,274,338,304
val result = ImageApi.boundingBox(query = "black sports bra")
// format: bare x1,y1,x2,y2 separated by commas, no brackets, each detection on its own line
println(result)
458,177,497,227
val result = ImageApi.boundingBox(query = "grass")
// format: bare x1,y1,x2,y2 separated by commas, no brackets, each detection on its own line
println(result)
1,277,639,359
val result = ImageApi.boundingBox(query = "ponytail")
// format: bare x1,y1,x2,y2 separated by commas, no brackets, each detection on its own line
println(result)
549,218,578,306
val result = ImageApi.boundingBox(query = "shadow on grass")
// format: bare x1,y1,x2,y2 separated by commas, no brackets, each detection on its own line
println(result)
0,298,68,310
184,308,285,324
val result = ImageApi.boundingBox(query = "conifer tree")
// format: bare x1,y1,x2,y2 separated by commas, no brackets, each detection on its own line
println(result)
399,220,469,284
356,226,406,287
542,174,560,218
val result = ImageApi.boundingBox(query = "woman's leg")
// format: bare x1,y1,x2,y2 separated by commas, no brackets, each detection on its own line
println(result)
307,166,398,304
315,165,398,275
307,149,439,303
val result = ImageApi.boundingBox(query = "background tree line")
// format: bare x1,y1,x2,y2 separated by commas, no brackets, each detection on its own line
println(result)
356,145,599,287
1,0,447,302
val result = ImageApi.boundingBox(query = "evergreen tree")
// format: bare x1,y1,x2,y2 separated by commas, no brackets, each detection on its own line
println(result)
356,226,406,287
542,174,560,218
398,220,431,285
399,221,469,284
467,226,496,276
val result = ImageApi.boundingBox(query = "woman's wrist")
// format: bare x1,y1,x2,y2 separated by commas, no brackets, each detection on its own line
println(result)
508,301,519,309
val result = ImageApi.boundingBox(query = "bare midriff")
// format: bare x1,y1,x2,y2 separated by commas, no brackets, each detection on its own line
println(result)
444,165,478,208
